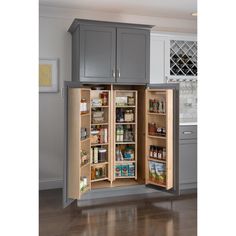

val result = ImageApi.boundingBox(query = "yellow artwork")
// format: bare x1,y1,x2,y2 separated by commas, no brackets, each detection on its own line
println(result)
39,64,52,87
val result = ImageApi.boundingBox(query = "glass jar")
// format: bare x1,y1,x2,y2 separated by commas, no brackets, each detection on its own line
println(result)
80,98,87,113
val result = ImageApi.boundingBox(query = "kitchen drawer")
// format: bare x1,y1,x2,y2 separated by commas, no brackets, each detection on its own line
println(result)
180,125,197,140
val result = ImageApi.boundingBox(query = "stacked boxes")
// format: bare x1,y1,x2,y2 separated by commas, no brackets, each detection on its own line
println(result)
115,164,135,177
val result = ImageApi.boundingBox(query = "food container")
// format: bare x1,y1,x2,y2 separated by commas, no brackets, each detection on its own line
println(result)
91,130,99,143
92,98,103,107
98,148,107,162
115,165,122,177
92,110,105,123
128,96,135,105
116,97,127,106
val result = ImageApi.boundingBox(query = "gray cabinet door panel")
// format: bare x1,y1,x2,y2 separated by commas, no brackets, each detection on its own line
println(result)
180,125,197,140
179,139,197,188
80,25,116,82
117,28,150,83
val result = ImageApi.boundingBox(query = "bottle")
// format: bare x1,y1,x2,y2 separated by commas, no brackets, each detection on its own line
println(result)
116,127,120,142
120,126,124,142
158,148,162,159
153,146,157,158
103,92,108,106
153,99,158,113
163,148,166,160
149,99,153,112
149,145,153,157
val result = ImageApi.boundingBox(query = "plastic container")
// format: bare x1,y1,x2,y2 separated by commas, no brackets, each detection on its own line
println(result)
98,148,107,162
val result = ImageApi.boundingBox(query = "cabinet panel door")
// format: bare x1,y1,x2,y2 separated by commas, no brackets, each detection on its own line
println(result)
63,85,92,207
145,85,179,194
80,25,116,82
179,139,197,189
117,28,150,83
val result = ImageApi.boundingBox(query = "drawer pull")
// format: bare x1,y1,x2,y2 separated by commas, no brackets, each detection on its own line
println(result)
183,131,193,134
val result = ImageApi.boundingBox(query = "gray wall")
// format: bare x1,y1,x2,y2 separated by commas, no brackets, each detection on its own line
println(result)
39,5,197,190
39,17,71,189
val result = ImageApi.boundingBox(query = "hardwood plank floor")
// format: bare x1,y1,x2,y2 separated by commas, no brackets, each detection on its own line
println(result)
39,189,197,236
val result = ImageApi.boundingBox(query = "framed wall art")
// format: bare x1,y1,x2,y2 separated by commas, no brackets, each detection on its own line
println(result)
39,59,58,92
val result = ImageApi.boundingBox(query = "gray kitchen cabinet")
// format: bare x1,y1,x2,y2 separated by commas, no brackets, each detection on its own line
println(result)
79,25,116,83
179,125,197,190
68,19,152,84
116,28,150,83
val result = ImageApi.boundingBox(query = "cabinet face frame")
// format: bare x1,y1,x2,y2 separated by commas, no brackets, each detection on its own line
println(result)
63,82,179,207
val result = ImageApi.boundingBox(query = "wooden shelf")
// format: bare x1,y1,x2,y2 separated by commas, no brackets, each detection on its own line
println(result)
81,137,90,143
91,162,108,166
115,176,136,179
91,143,109,146
115,142,136,145
147,180,166,188
81,162,90,168
115,160,135,163
91,105,109,108
91,177,108,183
116,122,136,125
81,112,90,116
148,112,166,116
116,105,136,108
148,158,166,163
148,135,166,140
91,123,109,126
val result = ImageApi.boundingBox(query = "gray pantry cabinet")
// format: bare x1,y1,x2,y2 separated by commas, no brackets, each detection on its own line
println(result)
68,19,152,84
179,125,197,190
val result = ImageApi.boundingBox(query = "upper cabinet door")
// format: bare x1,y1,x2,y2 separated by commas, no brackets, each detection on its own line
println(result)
116,28,150,84
80,25,116,83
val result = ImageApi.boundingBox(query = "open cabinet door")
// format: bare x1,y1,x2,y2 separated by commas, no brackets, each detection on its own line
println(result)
145,84,179,194
63,82,91,207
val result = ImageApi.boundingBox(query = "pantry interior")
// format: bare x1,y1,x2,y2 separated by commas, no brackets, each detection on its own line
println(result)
66,83,179,202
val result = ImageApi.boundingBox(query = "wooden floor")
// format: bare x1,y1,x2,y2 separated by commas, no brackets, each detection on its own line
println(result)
39,189,197,236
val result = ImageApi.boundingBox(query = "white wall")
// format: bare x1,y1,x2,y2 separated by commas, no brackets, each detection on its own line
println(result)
39,5,197,190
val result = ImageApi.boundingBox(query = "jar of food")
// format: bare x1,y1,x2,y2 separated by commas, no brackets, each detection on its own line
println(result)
163,148,166,159
153,99,158,113
98,148,107,163
80,98,87,113
128,96,135,105
149,99,153,112
82,176,87,187
149,123,156,135
101,92,108,106
91,167,95,180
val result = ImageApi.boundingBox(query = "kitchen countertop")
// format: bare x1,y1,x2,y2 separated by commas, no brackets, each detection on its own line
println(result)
180,122,197,126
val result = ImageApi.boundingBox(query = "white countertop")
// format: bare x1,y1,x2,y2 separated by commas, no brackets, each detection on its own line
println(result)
180,122,197,126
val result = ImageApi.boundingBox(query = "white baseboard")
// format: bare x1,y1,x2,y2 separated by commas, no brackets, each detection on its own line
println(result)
39,178,63,190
